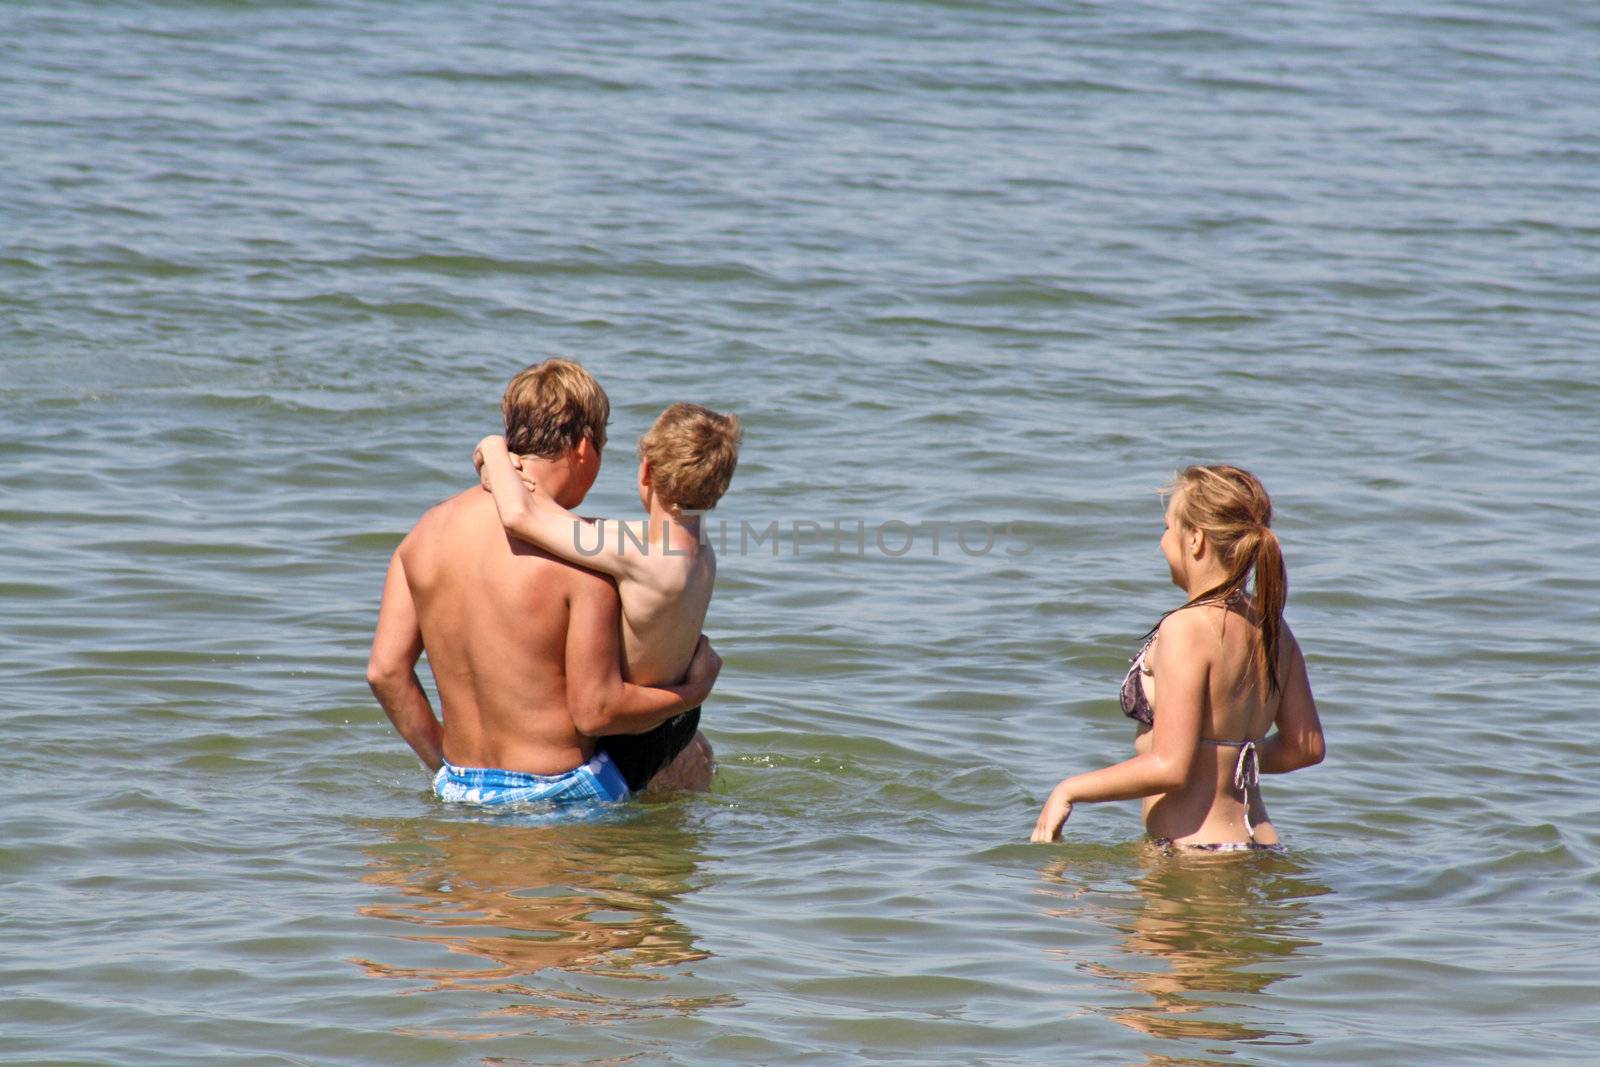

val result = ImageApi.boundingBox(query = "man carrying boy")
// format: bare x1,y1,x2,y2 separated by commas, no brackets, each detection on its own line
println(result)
473,382,741,796
367,360,721,807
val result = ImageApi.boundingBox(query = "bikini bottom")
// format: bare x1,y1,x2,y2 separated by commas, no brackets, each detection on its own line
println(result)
1152,837,1286,854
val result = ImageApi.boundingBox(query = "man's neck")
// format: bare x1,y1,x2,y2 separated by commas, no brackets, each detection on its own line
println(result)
518,454,582,510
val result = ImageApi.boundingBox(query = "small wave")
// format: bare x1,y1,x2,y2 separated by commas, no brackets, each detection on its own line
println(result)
279,293,466,320
1185,74,1313,95
926,279,1127,308
866,313,1091,338
322,252,775,285
1096,27,1265,50
399,67,637,93
59,249,208,277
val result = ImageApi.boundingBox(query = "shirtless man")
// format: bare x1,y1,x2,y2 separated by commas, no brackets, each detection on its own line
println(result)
472,400,741,794
366,360,721,808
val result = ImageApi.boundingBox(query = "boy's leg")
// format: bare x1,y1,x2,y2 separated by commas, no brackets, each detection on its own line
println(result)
598,708,705,795
641,731,714,793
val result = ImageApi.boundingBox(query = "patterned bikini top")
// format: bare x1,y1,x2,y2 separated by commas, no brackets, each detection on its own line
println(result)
1119,632,1157,726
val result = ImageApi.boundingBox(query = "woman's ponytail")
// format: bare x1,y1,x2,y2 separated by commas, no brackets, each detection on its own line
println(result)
1253,525,1287,694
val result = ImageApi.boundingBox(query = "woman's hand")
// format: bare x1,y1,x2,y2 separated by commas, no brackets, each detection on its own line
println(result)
1031,781,1074,843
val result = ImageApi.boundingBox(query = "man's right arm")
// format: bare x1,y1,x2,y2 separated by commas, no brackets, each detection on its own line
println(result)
366,546,445,770
564,571,720,736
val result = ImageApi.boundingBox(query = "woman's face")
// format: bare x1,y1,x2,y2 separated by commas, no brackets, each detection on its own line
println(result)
1160,492,1186,588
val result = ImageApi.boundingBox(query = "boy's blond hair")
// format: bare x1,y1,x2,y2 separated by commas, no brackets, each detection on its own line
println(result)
502,359,610,458
638,403,741,512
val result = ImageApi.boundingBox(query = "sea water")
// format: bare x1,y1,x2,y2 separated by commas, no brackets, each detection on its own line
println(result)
3,1,1598,1063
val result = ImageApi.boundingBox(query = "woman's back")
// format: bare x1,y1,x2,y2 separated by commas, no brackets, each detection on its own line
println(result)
1146,600,1285,739
1136,601,1300,846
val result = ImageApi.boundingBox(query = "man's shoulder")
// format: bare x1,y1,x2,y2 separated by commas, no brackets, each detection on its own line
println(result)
406,489,611,601
411,486,480,523
474,495,617,592
400,488,481,547
563,558,620,597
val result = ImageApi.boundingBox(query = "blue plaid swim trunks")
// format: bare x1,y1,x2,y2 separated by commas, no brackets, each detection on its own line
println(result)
432,752,631,808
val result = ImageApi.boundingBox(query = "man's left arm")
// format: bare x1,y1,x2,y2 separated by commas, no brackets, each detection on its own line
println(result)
564,571,720,737
366,547,444,770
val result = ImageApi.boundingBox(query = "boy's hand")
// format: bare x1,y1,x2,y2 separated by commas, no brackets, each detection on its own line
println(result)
684,635,722,703
511,454,539,496
474,433,543,496
472,435,503,492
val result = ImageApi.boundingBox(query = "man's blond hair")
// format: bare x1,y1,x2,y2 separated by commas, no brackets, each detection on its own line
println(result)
502,359,610,458
638,403,741,512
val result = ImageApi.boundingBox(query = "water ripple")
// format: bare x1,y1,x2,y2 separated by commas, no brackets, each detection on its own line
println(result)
4,0,1599,1063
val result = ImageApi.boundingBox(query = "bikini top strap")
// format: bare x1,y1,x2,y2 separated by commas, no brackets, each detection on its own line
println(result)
1235,740,1260,840
1200,737,1262,840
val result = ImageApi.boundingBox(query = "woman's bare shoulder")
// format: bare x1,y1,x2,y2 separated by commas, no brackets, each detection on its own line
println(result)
1151,606,1219,667
1155,604,1219,640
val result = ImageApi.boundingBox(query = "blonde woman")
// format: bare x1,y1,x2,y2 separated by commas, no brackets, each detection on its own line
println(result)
1032,466,1325,851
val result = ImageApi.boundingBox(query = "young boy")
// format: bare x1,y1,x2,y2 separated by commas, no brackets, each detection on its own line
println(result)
473,401,741,794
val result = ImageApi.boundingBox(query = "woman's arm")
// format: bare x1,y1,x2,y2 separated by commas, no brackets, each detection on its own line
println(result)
1032,612,1209,842
474,435,644,584
1257,627,1325,773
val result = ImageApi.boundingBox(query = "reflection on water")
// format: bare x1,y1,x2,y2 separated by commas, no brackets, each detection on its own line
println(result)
354,810,731,1029
1039,845,1329,1064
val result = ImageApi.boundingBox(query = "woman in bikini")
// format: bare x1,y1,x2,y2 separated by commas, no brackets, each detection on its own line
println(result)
1031,465,1325,851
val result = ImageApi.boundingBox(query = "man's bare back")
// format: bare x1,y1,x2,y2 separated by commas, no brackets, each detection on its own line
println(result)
368,487,718,783
399,489,617,774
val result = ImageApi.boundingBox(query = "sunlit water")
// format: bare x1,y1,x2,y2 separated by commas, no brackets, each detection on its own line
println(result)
4,1,1599,1063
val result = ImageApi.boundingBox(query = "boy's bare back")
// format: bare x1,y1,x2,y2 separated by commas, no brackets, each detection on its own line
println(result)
609,518,716,686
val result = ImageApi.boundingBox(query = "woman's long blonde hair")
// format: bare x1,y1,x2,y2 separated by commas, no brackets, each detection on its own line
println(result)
1165,465,1288,694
